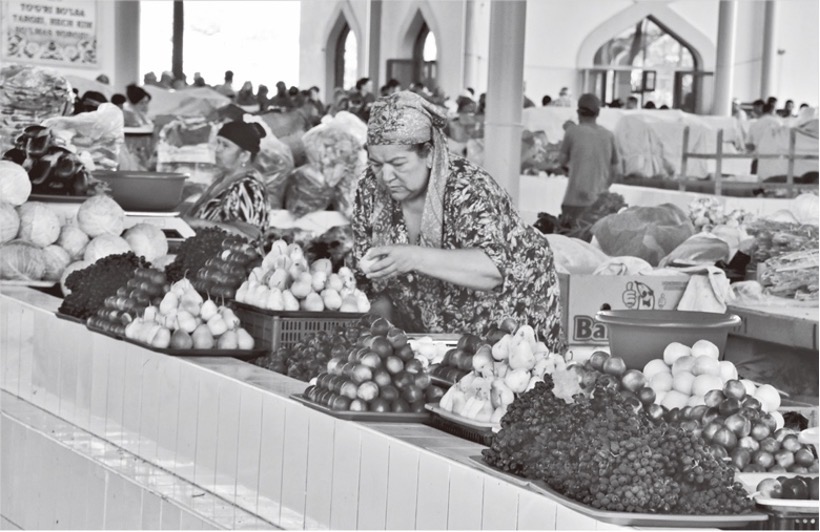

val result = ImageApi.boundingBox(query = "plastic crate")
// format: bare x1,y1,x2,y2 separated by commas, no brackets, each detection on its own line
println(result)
231,301,364,353
759,511,818,530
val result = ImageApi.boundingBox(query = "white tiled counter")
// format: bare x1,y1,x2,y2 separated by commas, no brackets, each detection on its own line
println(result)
0,287,660,530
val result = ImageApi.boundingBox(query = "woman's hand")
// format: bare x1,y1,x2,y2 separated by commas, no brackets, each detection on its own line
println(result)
364,245,423,279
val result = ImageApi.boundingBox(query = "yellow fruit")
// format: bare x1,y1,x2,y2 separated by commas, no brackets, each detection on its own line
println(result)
643,359,671,380
692,374,724,397
650,372,674,393
661,390,690,410
740,379,757,396
672,371,696,395
691,339,720,359
754,384,781,412
692,355,721,377
718,361,738,382
663,342,691,366
672,355,696,376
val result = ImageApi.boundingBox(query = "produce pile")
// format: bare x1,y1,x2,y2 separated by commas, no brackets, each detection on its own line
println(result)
235,239,369,313
746,219,819,265
483,377,755,515
255,315,373,381
758,249,818,301
688,198,754,233
165,227,235,283
303,318,444,413
87,264,168,336
427,333,481,385
190,235,261,300
59,252,148,320
755,475,819,501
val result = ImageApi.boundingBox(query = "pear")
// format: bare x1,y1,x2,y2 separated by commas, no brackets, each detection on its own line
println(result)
270,239,288,257
151,327,172,349
322,289,342,311
177,309,197,333
124,318,143,340
287,243,304,261
265,288,284,311
493,361,510,378
504,368,531,394
339,294,359,313
180,289,203,316
491,380,515,408
251,285,269,308
274,254,292,271
282,290,300,311
310,258,333,275
301,292,324,312
508,340,536,371
474,400,494,423
200,299,218,321
311,271,328,292
249,266,267,284
236,328,255,350
142,323,162,345
290,280,312,299
267,268,289,290
159,291,179,314
235,280,250,302
171,278,193,297
143,305,159,322
354,291,370,313
192,324,215,349
490,406,507,424
326,273,344,292
491,334,512,361
217,330,239,350
514,325,537,351
220,307,240,329
207,314,228,337
170,329,193,350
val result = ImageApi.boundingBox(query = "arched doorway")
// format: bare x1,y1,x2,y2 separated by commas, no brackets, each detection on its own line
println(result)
589,16,703,110
387,9,438,90
325,12,359,99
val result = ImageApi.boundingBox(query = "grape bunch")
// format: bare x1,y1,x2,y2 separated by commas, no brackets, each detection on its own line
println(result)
165,228,233,284
59,252,148,320
483,379,754,515
255,315,375,382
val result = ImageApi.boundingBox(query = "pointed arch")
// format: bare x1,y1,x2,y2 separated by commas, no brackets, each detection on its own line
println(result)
577,3,715,71
324,3,362,96
397,1,442,61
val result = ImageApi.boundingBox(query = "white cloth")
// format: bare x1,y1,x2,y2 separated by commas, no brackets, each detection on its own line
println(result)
676,266,734,313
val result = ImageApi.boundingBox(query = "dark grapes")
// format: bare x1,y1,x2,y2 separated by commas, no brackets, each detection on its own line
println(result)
59,252,147,320
483,380,754,515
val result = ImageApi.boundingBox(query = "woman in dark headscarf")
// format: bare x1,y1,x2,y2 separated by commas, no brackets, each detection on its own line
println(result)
185,120,269,237
353,91,563,351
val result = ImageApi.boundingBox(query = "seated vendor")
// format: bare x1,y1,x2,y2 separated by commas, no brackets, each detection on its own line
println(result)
124,84,153,128
353,91,563,351
184,120,269,239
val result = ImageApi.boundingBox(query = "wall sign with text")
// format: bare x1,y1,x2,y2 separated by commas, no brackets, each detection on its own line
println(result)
1,0,97,66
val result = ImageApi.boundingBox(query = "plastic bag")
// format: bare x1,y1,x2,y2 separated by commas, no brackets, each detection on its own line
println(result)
591,204,695,266
659,233,731,268
593,256,654,276
244,115,295,209
42,103,124,170
542,234,608,274
285,164,338,218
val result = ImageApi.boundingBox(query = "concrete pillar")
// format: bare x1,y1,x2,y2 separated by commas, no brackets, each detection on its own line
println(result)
760,0,777,100
712,0,738,116
368,0,382,85
484,0,526,205
113,0,140,91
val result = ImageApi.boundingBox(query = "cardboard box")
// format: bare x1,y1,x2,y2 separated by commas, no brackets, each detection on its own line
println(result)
558,273,690,345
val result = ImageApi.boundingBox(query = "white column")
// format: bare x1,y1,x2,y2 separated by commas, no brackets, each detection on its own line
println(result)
113,0,140,91
712,0,738,116
760,0,777,99
483,0,526,205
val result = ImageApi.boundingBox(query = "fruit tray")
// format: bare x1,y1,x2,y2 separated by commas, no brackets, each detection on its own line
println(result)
737,473,820,514
230,301,364,352
86,323,125,341
1,280,58,288
121,337,266,360
425,404,497,446
468,456,769,528
55,312,85,325
291,393,430,423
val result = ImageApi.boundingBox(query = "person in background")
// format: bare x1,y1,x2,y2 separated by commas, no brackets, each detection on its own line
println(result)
111,94,126,109
327,87,350,116
644,101,656,109
799,103,810,110
751,99,765,118
236,82,256,106
386,78,402,95
625,96,639,109
124,84,153,127
172,75,188,90
289,86,305,108
553,87,573,107
558,93,620,224
214,70,236,100
732,98,748,121
143,72,160,87
193,72,207,87
76,91,107,114
380,84,392,97
185,120,269,238
307,86,325,115
659,104,670,110
352,90,563,349
159,71,174,89
779,99,795,118
95,74,110,85
269,81,292,110
355,77,376,122
747,101,781,174
256,84,270,112
542,94,553,106
609,99,623,108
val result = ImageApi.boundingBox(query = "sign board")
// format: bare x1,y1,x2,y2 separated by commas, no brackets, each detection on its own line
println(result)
1,0,97,67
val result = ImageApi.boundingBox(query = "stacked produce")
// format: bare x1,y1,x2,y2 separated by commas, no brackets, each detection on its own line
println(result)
255,315,374,381
86,265,168,337
756,475,819,500
235,239,369,313
746,218,819,265
303,318,444,412
124,278,255,351
437,320,562,423
59,252,148,320
758,249,818,301
190,234,261,300
427,333,481,384
165,227,235,283
483,377,755,515
688,197,754,233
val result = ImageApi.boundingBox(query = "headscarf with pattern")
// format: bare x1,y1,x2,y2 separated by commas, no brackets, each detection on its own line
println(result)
366,91,450,249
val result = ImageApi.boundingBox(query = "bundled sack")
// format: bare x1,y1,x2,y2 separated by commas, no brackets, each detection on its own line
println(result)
42,103,124,171
591,204,695,266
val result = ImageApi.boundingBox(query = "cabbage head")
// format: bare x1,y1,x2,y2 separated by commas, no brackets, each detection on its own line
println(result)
0,240,46,280
42,245,72,281
84,234,131,263
123,223,168,262
57,224,89,260
17,202,61,247
0,161,32,206
0,201,20,244
77,194,125,238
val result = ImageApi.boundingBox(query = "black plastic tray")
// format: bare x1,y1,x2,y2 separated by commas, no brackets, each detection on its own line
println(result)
291,393,430,422
122,337,266,360
230,300,365,319
468,456,769,528
87,323,125,340
55,312,85,325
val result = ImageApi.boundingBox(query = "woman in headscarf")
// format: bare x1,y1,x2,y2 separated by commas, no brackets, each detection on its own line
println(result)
124,84,152,127
185,120,269,238
354,91,563,351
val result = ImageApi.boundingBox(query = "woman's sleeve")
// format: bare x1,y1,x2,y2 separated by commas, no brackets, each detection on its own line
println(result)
222,176,269,228
449,168,514,283
350,171,374,292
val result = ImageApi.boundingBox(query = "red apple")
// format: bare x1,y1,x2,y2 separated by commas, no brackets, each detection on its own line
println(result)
340,381,359,400
621,369,648,393
781,435,802,452
386,328,408,349
718,397,742,417
759,437,780,454
703,422,723,442
405,359,424,375
638,386,656,406
731,447,752,469
701,406,721,426
742,464,766,473
724,413,752,438
368,397,391,412
751,423,772,442
360,352,382,370
603,356,627,377
372,368,392,388
742,396,762,410
774,449,795,469
794,447,816,467
752,450,775,469
396,344,415,363
349,399,367,411
379,385,399,402
709,444,729,460
357,381,380,401
738,436,760,452
384,355,404,375
351,364,373,384
755,478,782,498
713,427,738,450
589,351,610,371
330,395,352,411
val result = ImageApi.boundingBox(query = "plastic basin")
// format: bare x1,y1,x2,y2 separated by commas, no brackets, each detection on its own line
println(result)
595,310,742,370
93,171,187,212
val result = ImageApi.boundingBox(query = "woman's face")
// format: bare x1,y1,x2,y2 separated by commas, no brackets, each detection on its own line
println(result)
368,144,431,202
215,136,249,169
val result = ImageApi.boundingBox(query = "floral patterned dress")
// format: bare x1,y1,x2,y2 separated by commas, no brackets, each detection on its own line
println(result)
353,155,564,353
193,169,269,228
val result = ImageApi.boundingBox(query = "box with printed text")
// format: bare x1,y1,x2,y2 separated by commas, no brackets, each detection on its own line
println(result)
558,273,691,345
